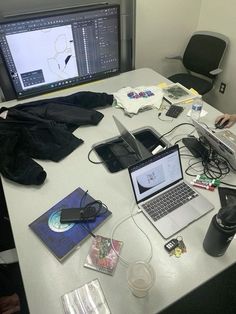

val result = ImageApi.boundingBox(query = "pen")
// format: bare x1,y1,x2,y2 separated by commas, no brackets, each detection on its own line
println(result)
193,179,215,187
191,182,215,191
196,175,220,186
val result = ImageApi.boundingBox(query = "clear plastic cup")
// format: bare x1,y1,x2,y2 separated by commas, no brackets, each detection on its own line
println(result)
127,261,155,298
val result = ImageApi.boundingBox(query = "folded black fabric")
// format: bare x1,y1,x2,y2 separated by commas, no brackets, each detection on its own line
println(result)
1,152,47,186
19,123,84,162
12,90,113,110
0,91,113,185
6,91,113,130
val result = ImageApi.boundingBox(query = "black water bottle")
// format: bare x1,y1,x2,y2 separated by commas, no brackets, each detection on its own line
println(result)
203,214,236,257
203,202,236,257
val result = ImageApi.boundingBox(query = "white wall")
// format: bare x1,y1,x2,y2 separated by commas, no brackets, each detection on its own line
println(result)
135,0,236,114
135,0,202,77
197,0,236,113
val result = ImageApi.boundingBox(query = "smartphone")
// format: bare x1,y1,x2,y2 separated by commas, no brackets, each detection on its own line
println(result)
60,207,96,223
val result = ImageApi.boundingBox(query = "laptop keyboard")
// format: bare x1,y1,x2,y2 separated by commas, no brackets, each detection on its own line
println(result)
142,182,198,221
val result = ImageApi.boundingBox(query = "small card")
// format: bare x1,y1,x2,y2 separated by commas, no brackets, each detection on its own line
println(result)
162,83,199,104
84,235,123,275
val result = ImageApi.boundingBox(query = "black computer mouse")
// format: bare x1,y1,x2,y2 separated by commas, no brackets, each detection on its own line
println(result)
215,118,229,129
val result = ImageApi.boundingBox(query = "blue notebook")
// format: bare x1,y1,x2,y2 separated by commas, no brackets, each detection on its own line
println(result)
29,187,111,261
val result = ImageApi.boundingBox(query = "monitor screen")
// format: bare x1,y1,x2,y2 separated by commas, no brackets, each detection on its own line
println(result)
0,5,120,99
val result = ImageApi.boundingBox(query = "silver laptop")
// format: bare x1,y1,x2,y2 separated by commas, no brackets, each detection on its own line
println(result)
193,119,236,169
128,144,214,239
113,115,152,159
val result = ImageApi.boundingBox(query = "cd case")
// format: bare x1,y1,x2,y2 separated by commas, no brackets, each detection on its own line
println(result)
61,278,110,314
163,83,199,104
84,235,123,275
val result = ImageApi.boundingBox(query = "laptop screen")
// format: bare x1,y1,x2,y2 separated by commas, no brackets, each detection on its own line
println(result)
128,145,183,203
113,115,142,158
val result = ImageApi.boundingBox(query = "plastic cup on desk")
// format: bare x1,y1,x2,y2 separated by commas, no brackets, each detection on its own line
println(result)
127,261,155,298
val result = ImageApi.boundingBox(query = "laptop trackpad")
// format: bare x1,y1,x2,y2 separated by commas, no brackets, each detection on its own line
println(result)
169,204,200,226
155,215,181,239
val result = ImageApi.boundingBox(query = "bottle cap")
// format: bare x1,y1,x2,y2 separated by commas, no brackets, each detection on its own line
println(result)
216,203,236,228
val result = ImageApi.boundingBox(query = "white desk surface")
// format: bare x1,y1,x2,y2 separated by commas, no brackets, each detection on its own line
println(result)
2,68,236,314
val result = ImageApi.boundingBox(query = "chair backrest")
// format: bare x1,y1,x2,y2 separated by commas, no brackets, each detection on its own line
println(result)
183,31,229,79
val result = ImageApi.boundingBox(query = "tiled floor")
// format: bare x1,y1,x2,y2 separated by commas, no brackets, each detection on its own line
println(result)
1,205,235,314
0,218,29,313
160,263,236,314
5,263,30,314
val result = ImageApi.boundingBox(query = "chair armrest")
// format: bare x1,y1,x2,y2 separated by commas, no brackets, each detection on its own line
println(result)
165,55,183,61
209,68,222,75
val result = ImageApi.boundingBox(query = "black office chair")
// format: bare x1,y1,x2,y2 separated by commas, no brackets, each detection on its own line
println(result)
167,31,229,95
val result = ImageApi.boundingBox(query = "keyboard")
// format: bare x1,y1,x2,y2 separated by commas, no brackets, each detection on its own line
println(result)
142,182,198,221
165,105,184,118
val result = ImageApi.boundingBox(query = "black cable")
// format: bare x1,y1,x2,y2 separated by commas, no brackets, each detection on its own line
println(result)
77,200,108,238
185,159,203,177
79,190,109,220
180,154,194,158
87,146,138,165
179,131,233,179
61,190,109,240
158,123,195,140
79,223,96,238
158,122,235,185
80,189,88,207
175,139,183,145
157,112,173,122
88,147,106,164
184,143,231,179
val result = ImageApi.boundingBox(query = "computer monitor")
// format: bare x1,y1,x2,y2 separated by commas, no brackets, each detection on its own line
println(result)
0,4,120,99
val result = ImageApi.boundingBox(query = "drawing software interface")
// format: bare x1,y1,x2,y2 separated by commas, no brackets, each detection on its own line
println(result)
130,149,182,202
0,5,120,98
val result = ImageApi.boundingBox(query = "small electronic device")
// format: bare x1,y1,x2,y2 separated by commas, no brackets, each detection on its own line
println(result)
164,238,179,253
60,207,97,223
165,105,184,118
182,136,209,160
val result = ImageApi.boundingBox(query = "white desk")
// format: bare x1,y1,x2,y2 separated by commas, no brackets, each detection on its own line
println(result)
2,68,236,314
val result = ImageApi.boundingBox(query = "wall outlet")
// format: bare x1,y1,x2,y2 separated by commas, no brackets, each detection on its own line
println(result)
219,82,226,94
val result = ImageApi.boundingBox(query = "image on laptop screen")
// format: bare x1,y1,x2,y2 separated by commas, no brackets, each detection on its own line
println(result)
130,146,183,203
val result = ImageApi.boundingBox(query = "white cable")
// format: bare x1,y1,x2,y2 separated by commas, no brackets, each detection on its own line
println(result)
110,213,134,266
110,200,153,267
130,203,153,264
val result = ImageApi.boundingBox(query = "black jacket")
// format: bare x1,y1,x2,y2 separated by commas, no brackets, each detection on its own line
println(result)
0,91,113,185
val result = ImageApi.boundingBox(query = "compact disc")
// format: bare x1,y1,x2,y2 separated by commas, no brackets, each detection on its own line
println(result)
48,209,75,232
